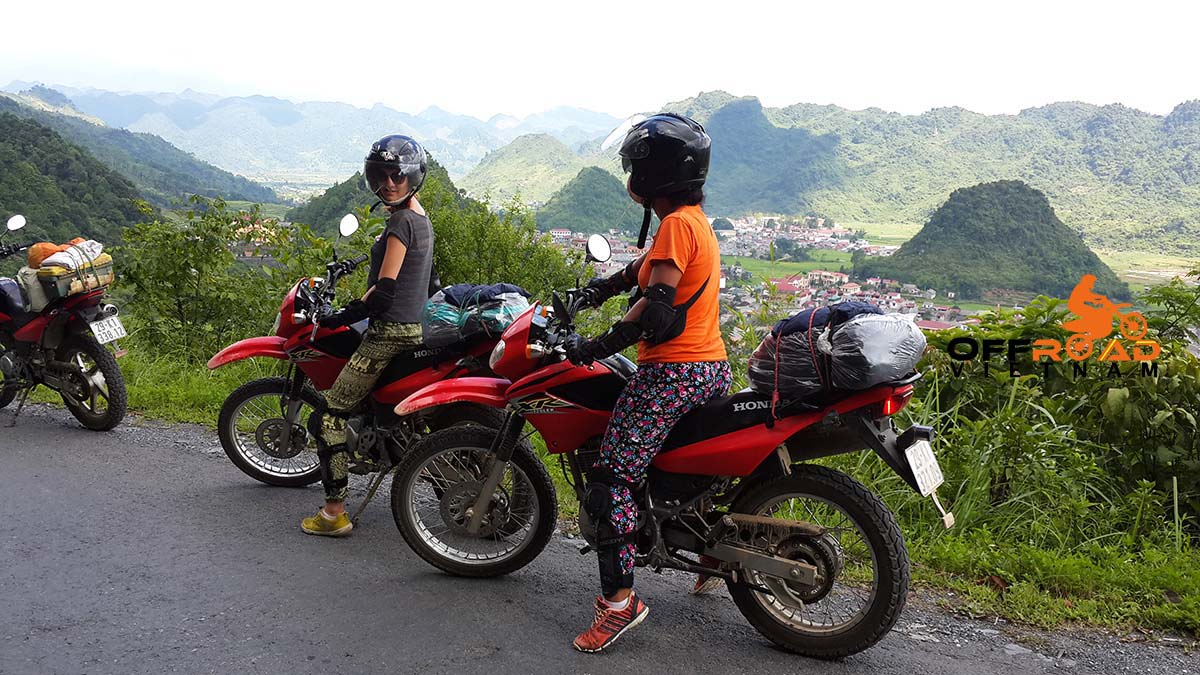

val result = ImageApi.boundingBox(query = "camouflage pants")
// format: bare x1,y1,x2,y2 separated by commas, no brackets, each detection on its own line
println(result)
319,321,423,501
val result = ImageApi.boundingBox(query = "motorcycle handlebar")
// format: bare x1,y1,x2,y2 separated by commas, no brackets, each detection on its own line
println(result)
0,242,30,258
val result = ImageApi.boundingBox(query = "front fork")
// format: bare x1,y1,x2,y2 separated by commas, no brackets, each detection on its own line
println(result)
277,365,307,451
465,409,524,535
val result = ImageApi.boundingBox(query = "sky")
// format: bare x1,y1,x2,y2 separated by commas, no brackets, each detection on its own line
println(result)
3,0,1195,120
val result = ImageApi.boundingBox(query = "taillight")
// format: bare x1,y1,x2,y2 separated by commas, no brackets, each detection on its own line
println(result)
882,387,914,416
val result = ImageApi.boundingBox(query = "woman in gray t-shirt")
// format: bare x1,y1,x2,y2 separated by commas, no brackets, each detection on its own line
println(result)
300,134,433,538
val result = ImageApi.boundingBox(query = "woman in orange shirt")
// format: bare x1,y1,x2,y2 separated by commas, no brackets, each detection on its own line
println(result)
565,113,731,653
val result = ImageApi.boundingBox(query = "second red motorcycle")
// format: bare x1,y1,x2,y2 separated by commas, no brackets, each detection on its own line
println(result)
207,214,502,489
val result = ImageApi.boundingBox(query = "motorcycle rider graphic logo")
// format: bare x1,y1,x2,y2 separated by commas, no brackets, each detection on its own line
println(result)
1062,274,1148,359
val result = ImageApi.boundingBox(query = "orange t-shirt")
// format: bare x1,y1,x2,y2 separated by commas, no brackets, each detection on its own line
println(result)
636,205,728,364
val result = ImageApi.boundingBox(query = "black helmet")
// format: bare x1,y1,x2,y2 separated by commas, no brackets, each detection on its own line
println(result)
618,113,710,246
620,113,709,199
364,134,427,207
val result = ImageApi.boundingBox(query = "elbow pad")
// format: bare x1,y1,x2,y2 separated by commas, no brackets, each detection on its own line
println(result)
367,277,397,318
639,283,685,345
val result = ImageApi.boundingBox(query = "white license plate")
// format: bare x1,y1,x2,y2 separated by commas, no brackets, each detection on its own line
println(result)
904,439,944,497
90,316,127,344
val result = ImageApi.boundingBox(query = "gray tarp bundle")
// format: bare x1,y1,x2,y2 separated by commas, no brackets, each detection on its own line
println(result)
749,313,926,397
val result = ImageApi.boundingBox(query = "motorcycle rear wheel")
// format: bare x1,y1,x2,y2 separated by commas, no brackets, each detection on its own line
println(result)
726,464,910,659
58,335,127,431
392,425,557,578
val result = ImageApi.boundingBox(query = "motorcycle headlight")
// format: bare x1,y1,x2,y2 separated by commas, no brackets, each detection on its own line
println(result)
488,339,506,369
272,313,282,335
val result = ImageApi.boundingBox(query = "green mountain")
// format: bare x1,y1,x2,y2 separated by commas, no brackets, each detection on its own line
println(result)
459,134,586,205
857,180,1128,301
464,91,1200,256
536,167,638,234
0,90,277,207
0,112,152,244
287,158,460,234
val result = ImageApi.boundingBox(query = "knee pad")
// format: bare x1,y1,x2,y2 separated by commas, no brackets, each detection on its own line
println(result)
583,481,613,524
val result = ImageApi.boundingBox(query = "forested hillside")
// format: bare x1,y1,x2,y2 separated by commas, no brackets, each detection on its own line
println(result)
459,134,586,204
0,112,152,243
470,92,1200,255
286,158,461,233
857,180,1128,300
535,167,636,234
0,91,276,206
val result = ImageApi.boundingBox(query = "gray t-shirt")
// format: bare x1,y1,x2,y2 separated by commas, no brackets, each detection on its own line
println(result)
367,208,433,324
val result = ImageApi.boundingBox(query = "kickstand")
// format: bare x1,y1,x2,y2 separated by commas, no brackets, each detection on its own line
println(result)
350,466,395,526
6,388,30,428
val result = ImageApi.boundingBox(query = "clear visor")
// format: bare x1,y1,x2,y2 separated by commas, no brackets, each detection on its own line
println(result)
600,114,647,153
364,161,414,194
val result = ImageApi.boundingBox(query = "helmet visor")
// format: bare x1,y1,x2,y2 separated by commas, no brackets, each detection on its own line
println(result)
364,161,409,194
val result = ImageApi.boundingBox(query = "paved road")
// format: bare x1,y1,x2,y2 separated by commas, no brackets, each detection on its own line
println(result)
1,405,1194,675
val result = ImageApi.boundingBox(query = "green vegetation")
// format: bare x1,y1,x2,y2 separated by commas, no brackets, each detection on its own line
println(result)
0,112,153,243
459,134,587,204
858,181,1127,301
722,280,1200,634
0,92,276,206
286,158,461,234
536,167,638,234
722,251,852,279
849,220,922,245
472,91,1200,256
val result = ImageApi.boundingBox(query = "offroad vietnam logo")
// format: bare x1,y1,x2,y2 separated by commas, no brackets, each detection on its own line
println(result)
946,274,1162,378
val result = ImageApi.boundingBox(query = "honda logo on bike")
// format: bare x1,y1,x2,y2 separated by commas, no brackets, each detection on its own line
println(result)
732,400,771,412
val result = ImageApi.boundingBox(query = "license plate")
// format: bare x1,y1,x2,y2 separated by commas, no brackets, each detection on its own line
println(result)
90,316,127,344
904,439,944,497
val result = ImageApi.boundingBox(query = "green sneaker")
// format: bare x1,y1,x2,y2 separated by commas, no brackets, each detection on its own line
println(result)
301,508,353,537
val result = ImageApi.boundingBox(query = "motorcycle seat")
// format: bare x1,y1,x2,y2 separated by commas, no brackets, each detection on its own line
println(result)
661,390,776,451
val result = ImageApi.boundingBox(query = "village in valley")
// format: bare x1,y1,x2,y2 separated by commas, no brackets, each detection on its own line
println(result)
548,214,979,332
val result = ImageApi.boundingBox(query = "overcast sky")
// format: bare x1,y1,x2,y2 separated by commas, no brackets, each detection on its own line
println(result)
4,0,1194,120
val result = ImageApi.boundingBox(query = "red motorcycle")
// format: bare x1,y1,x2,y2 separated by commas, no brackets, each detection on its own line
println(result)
207,214,502,491
388,236,952,658
0,215,127,430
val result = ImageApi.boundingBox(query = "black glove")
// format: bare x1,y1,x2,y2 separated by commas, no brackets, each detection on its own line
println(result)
579,264,636,309
319,300,369,328
564,321,642,366
366,277,397,318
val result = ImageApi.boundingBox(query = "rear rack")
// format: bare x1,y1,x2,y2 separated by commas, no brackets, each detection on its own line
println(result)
889,371,923,387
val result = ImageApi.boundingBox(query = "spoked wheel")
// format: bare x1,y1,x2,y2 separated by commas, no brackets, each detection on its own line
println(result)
726,465,909,659
217,377,324,487
58,336,127,431
392,426,557,577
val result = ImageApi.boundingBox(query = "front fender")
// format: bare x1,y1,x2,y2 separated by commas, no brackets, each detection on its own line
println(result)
395,377,512,417
207,336,288,370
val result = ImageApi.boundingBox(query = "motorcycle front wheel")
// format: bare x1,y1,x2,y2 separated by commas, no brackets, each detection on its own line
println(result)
392,425,557,578
58,335,127,431
217,376,324,487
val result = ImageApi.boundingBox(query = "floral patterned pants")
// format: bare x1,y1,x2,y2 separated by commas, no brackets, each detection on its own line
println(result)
591,360,732,596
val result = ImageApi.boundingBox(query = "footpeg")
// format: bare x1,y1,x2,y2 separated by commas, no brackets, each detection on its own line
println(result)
578,544,593,555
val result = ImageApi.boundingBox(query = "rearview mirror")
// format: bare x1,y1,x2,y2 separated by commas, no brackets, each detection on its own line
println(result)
585,234,612,263
6,215,26,232
338,214,359,237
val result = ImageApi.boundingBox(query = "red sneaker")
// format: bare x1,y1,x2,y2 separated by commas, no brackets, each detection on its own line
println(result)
691,555,723,595
572,593,650,653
